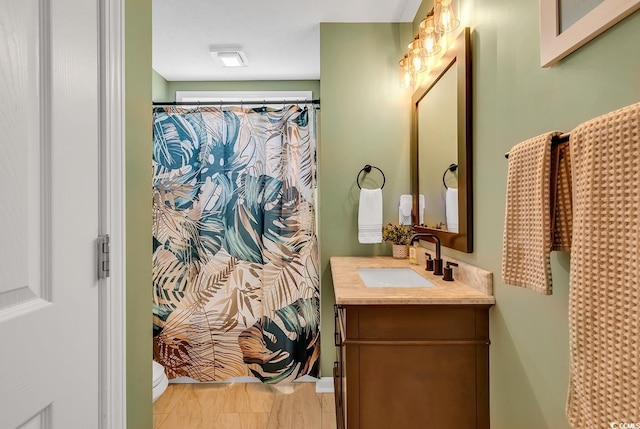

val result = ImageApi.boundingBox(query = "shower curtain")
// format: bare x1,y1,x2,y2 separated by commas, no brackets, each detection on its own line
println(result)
152,105,319,383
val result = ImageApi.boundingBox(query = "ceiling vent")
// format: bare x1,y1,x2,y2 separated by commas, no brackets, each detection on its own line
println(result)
210,47,248,67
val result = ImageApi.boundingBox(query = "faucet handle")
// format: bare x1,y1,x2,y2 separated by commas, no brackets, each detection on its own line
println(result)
443,262,458,281
424,253,434,271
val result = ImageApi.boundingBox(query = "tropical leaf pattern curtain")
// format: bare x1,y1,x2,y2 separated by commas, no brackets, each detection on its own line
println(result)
152,105,319,383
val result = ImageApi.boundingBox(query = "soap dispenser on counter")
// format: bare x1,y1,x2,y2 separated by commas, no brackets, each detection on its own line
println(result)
409,243,419,265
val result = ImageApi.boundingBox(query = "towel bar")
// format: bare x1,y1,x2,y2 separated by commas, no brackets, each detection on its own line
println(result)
442,164,458,189
504,132,570,159
356,165,386,189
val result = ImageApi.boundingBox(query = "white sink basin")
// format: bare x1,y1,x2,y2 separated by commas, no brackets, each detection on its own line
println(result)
357,268,435,287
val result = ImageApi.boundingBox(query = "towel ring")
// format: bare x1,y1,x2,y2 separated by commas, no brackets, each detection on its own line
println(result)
442,163,458,189
357,164,386,189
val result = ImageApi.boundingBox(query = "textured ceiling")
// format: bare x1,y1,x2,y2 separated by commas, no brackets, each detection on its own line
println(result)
153,0,421,81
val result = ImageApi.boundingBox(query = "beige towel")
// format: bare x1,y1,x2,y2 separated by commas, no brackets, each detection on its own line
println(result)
551,142,573,251
502,132,560,295
567,102,640,428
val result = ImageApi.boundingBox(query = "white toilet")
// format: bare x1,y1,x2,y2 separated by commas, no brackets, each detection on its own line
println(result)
152,360,169,402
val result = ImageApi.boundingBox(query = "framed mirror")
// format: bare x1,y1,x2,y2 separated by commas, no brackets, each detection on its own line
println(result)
410,27,472,252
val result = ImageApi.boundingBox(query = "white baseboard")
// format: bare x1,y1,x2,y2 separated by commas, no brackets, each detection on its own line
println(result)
315,377,334,393
168,374,332,392
169,376,261,384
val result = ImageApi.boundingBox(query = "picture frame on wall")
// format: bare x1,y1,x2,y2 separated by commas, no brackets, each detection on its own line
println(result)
539,0,640,67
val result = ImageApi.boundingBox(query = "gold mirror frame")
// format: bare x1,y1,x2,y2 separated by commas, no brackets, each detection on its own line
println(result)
411,27,472,252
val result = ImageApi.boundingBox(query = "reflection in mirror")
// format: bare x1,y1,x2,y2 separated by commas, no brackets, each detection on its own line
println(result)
417,61,458,231
410,27,472,253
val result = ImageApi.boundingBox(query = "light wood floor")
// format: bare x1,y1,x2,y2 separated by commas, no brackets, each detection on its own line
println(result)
153,382,337,429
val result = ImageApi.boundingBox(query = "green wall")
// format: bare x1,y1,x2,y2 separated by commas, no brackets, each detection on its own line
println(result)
319,22,413,378
126,0,152,427
163,80,320,101
468,2,640,427
152,69,170,102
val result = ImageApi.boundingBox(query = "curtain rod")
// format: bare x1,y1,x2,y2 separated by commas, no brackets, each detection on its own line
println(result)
152,99,320,107
504,132,570,159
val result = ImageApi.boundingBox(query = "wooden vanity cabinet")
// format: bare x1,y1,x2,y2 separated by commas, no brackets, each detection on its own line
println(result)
334,304,491,429
334,305,346,429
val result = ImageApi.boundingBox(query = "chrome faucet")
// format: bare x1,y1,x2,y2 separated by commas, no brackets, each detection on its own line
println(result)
409,233,443,276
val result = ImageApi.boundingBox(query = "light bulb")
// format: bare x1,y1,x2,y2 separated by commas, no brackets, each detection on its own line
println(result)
398,55,414,88
408,38,427,73
437,0,460,34
419,16,442,56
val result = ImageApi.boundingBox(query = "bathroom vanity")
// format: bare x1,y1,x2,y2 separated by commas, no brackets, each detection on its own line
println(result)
331,256,495,429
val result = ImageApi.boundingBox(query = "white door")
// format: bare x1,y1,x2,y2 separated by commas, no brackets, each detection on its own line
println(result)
0,0,102,427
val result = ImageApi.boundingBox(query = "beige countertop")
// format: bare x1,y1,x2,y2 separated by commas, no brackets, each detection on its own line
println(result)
331,256,496,305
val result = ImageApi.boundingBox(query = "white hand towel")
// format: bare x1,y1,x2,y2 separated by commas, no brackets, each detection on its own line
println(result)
358,188,383,244
445,188,459,233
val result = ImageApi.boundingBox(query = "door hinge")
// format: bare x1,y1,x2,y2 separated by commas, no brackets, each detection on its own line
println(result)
98,234,110,279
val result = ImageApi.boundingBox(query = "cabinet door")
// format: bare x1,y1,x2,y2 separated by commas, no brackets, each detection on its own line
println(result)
334,361,345,429
335,305,347,428
356,344,479,429
340,341,348,428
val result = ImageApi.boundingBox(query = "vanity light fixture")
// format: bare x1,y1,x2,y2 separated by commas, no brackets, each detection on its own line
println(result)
398,54,415,88
398,0,460,88
399,54,414,88
419,16,442,57
408,37,428,74
436,0,460,34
